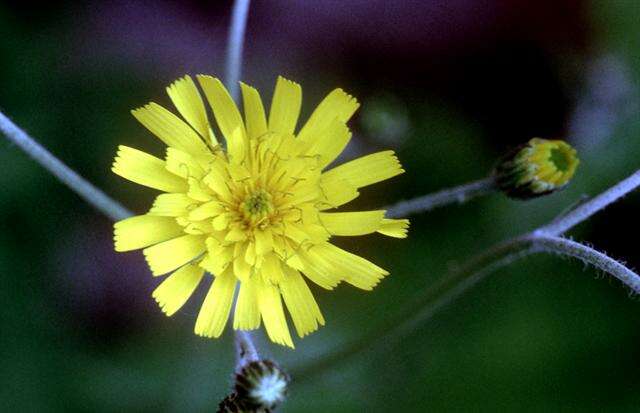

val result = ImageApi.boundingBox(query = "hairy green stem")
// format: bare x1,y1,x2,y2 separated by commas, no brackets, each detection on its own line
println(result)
0,111,132,221
386,176,497,218
535,235,640,294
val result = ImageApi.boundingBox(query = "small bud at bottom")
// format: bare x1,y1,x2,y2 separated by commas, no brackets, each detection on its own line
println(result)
235,360,289,410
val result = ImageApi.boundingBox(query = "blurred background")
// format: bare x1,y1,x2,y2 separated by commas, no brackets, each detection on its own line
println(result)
2,0,640,411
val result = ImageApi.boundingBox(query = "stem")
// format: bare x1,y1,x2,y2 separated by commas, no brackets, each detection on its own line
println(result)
385,176,497,218
225,0,251,102
535,235,640,294
540,169,640,235
234,330,259,372
0,111,132,221
224,0,259,373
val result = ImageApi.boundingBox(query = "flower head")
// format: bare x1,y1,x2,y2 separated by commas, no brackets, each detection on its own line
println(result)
495,138,579,199
113,75,408,347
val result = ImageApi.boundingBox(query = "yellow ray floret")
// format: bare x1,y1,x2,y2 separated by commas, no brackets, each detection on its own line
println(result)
153,263,205,316
112,75,409,347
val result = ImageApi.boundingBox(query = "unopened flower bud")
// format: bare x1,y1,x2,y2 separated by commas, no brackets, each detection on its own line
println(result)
495,138,579,199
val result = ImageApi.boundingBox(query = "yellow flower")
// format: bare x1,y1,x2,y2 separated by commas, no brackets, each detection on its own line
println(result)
495,138,579,199
112,75,409,347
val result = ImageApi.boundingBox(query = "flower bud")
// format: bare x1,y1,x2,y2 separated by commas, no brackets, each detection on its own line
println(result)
495,138,579,199
234,360,289,410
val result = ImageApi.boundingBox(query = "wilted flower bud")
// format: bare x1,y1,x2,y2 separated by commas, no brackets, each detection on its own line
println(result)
235,360,289,410
494,138,579,199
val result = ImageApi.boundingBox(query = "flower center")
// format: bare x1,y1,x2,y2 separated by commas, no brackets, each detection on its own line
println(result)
242,190,273,224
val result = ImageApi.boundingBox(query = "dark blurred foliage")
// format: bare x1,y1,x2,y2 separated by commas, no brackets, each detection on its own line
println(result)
2,1,640,411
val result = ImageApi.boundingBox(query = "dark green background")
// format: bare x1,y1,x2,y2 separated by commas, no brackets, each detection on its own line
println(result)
2,1,640,411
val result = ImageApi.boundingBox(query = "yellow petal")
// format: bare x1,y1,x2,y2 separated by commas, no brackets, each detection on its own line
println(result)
112,145,187,193
194,269,237,338
143,234,206,276
233,243,253,282
322,150,404,189
196,75,247,161
114,215,184,252
377,218,410,238
261,253,284,284
131,103,207,154
317,176,359,210
293,249,340,290
187,176,214,202
257,280,294,347
152,263,204,316
240,82,268,140
188,200,224,221
203,163,233,200
212,213,232,231
268,76,302,136
254,229,274,255
200,250,229,276
280,266,324,337
166,75,210,140
319,210,385,236
304,118,351,169
225,227,247,242
297,88,359,142
148,193,197,217
310,243,388,290
164,147,206,179
233,277,261,330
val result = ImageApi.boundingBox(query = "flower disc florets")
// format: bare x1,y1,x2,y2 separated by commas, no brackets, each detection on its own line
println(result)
113,75,409,347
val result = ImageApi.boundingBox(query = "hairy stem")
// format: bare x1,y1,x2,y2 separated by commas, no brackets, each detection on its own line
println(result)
0,111,132,221
385,176,497,218
535,235,640,294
